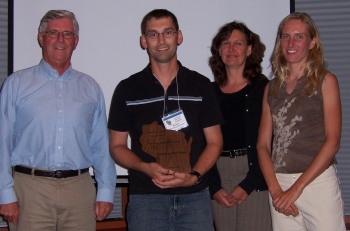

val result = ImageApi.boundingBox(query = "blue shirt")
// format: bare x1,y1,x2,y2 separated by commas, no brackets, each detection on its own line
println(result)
0,59,116,204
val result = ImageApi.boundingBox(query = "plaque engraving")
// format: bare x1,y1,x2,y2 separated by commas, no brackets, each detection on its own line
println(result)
140,121,192,173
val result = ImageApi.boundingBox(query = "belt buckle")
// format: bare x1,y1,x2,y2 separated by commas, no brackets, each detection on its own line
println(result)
53,170,65,179
229,150,235,158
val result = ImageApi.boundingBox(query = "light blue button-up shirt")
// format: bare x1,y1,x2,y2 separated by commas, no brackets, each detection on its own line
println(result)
0,59,116,204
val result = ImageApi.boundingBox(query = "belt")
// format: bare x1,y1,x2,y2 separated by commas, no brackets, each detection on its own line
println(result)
14,165,89,179
221,148,248,158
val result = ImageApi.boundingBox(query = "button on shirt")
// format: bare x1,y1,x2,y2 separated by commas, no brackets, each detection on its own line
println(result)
0,59,116,204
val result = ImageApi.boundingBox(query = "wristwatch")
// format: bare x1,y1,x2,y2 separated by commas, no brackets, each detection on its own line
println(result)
189,170,202,185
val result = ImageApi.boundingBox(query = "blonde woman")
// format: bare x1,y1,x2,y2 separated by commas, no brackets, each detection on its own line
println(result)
257,12,345,231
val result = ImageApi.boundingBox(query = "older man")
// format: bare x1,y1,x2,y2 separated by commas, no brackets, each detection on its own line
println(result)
0,10,116,231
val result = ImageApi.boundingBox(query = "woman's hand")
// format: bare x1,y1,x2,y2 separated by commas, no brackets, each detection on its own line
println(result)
272,187,301,217
213,189,235,208
226,185,248,205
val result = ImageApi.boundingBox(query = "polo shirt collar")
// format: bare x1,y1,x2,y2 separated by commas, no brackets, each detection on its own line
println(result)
144,60,185,84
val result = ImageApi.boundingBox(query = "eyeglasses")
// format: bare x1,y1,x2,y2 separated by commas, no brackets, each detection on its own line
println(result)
42,30,76,39
145,31,177,39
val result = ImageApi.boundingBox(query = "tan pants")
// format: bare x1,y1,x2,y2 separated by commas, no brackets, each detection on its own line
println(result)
211,155,272,231
9,171,96,231
270,165,346,231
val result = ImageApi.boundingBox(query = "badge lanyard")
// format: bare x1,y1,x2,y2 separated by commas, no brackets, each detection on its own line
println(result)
154,73,189,131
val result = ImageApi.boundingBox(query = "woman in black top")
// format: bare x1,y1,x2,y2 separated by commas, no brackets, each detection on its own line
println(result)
208,21,272,231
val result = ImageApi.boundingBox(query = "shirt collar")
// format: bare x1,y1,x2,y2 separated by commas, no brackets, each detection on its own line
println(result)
39,59,72,80
145,60,184,84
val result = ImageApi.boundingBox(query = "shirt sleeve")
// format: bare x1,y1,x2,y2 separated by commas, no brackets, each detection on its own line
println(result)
238,162,264,194
238,78,269,194
200,79,224,128
0,76,18,204
208,164,222,198
108,80,131,131
89,85,116,203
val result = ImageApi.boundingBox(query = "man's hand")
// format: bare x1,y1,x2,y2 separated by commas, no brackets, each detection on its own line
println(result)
0,202,19,224
152,171,197,188
95,202,113,221
146,162,176,182
226,185,248,205
213,189,234,208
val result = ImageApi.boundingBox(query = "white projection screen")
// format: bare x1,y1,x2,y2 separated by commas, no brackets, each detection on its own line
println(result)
14,0,290,175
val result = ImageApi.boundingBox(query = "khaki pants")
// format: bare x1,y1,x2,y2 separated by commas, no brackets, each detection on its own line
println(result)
9,171,96,231
270,165,346,231
211,155,272,231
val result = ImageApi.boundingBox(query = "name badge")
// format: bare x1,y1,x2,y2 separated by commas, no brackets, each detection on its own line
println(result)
162,110,189,131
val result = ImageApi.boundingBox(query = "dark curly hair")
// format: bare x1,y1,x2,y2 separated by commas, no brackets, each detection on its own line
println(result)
209,21,266,86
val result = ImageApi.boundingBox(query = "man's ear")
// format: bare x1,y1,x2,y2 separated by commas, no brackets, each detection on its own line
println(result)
73,35,79,50
177,30,183,46
140,35,148,50
38,33,43,47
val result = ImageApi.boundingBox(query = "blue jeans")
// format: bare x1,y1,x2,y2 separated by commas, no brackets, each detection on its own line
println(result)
127,188,214,231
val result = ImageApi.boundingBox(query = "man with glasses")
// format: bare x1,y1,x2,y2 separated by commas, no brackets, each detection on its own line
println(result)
108,9,223,231
0,10,116,231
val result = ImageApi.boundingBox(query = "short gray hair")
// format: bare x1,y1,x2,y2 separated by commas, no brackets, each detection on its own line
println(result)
38,10,79,35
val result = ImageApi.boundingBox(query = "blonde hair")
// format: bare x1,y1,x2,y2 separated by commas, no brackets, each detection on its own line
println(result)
269,12,327,98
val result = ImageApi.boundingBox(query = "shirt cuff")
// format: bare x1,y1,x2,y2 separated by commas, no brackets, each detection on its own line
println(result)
96,188,115,204
0,188,17,205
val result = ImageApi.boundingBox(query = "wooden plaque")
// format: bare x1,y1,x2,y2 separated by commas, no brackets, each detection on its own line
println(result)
140,121,192,173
